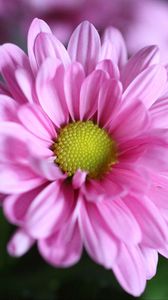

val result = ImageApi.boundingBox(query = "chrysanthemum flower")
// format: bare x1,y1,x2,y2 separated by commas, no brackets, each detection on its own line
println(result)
1,18,168,296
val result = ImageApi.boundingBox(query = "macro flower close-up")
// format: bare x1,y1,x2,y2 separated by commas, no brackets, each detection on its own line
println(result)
1,17,168,298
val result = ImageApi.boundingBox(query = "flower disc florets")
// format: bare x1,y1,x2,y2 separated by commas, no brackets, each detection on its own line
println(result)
53,121,117,178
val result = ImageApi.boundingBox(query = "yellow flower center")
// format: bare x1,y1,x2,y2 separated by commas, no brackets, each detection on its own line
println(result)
53,121,117,178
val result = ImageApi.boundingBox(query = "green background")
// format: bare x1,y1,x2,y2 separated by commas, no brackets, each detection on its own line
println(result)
1,211,168,300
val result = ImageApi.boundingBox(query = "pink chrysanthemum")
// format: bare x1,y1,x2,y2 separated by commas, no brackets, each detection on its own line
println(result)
1,19,168,296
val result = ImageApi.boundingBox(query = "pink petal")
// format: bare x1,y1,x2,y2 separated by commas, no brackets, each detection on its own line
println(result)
28,18,51,74
72,170,87,189
80,69,107,120
82,180,110,203
25,181,74,238
160,208,168,224
7,229,34,257
149,174,168,209
29,157,66,181
38,219,83,267
118,136,149,163
36,58,69,127
0,95,19,121
0,121,52,163
124,195,168,248
108,164,150,196
15,68,35,103
64,62,85,121
100,42,115,63
150,97,168,128
97,78,122,128
159,245,168,259
34,32,70,67
0,121,51,163
83,178,124,203
3,186,43,225
140,247,158,280
18,103,56,142
0,122,33,164
139,131,168,172
110,100,149,142
96,198,141,245
78,197,117,269
102,27,127,67
121,46,160,89
0,162,44,194
0,44,32,103
123,65,167,109
112,244,146,297
119,131,168,166
96,59,119,80
68,21,101,74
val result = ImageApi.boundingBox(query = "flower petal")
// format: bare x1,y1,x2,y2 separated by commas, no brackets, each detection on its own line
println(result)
15,68,35,103
68,21,101,74
96,59,119,80
149,174,168,209
7,229,34,257
25,182,74,238
72,170,87,189
102,27,127,67
108,164,150,196
0,44,32,103
0,164,44,194
97,78,122,127
0,121,52,163
78,197,117,269
80,70,107,120
96,198,141,245
119,131,168,168
124,195,168,248
0,122,33,164
159,245,168,259
38,218,83,267
36,58,69,127
140,247,158,280
28,18,51,74
109,100,149,141
121,46,160,89
83,178,124,203
64,62,85,121
112,244,146,297
123,65,167,109
139,130,168,172
18,103,56,142
150,97,168,128
29,157,66,181
0,95,19,121
3,186,43,225
34,32,70,68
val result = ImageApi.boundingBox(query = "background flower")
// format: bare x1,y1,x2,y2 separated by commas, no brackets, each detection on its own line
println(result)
1,0,168,63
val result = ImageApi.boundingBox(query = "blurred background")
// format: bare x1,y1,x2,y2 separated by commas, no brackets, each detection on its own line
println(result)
1,0,168,299
1,0,168,61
